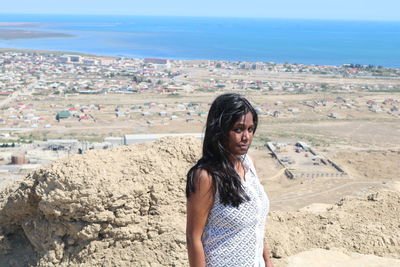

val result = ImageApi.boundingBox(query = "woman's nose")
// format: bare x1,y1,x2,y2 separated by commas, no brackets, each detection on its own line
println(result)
241,130,249,140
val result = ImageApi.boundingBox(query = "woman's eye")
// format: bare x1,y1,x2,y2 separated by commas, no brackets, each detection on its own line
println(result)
233,128,242,133
248,127,254,133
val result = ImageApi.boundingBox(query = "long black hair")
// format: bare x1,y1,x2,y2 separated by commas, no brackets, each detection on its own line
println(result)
186,93,258,207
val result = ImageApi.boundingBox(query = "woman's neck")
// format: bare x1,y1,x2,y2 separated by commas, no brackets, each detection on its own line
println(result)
229,154,246,179
229,154,242,165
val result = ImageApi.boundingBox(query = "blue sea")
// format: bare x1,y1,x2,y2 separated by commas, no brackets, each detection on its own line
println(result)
0,14,400,67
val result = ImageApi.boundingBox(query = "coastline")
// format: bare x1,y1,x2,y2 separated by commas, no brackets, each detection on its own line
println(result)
0,22,40,27
1,47,399,71
0,47,98,57
0,29,74,40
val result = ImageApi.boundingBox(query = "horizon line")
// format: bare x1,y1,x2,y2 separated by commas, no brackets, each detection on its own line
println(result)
0,13,399,23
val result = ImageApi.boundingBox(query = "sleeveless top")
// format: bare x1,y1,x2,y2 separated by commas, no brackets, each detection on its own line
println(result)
201,155,270,267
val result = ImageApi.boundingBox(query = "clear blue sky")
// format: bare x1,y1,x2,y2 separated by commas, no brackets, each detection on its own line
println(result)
1,0,399,21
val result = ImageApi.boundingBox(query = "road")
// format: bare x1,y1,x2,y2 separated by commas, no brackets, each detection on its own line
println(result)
0,82,35,109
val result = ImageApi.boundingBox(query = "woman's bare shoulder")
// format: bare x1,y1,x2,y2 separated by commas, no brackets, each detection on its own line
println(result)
192,168,213,192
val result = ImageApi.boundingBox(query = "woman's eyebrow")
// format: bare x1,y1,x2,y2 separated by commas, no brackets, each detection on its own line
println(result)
236,122,254,125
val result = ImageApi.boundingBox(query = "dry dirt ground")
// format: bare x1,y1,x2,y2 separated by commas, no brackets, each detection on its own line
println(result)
251,147,399,212
0,137,398,266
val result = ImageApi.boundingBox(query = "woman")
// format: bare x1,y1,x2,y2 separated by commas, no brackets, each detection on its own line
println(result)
186,93,274,267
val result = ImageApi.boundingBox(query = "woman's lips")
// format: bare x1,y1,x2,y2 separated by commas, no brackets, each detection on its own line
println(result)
238,144,249,149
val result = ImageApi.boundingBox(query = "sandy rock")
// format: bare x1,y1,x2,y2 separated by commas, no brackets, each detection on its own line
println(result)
285,248,400,267
0,136,399,266
0,136,201,266
267,190,400,260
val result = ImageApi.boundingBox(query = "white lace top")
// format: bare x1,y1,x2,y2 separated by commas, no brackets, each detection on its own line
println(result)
201,155,270,267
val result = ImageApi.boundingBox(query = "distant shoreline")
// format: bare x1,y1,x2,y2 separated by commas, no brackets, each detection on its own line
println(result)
1,47,400,70
0,22,40,27
0,47,97,57
0,29,73,40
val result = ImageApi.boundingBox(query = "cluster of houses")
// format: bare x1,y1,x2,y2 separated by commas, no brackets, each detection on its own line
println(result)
299,97,400,119
0,93,398,136
0,52,184,96
208,61,400,78
0,51,398,136
1,52,399,98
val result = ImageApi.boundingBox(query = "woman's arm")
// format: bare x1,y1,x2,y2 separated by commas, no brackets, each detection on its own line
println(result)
186,169,214,267
263,239,275,267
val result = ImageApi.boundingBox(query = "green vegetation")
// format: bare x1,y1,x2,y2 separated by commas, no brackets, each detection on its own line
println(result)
0,139,17,146
254,135,272,144
194,88,217,93
367,89,400,93
167,93,181,98
32,92,47,96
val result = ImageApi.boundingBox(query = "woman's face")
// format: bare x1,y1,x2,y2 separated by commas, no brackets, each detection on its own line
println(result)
226,112,255,156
